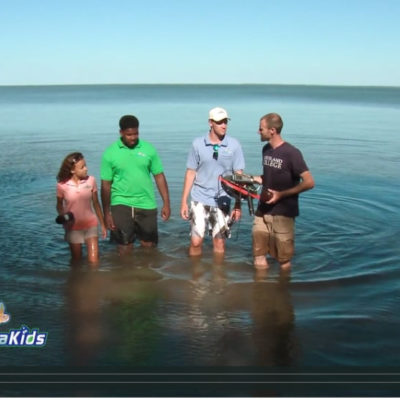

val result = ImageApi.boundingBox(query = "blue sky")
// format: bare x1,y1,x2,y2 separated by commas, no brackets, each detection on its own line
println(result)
1,0,399,86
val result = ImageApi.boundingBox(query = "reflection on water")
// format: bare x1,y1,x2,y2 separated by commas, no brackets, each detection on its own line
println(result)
251,270,297,366
65,268,104,366
64,251,297,368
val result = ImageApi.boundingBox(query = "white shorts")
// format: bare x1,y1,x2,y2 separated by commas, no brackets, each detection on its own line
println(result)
65,226,98,244
190,201,232,239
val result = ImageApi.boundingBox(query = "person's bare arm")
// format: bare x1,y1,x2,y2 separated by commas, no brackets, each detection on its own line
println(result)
56,197,64,215
267,170,315,204
154,172,171,221
101,180,115,230
180,169,196,220
92,191,107,239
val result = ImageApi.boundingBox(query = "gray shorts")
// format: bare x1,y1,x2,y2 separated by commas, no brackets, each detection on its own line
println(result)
111,204,158,245
65,226,98,244
190,201,232,239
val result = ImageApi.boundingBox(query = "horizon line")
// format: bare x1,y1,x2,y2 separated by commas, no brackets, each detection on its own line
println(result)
0,82,399,89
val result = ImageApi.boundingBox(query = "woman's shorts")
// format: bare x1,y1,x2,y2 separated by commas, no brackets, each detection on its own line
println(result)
190,201,232,239
65,226,98,244
110,204,158,245
252,214,295,263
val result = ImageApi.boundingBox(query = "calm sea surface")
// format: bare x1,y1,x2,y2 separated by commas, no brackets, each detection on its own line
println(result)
0,84,399,395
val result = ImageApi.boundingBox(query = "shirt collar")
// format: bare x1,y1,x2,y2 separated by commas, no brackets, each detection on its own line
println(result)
65,176,89,186
204,134,228,147
118,138,141,149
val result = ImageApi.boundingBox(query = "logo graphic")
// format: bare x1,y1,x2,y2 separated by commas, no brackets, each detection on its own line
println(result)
0,303,48,347
0,325,48,347
0,303,10,324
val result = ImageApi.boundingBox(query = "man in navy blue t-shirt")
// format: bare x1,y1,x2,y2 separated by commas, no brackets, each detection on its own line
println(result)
252,113,315,270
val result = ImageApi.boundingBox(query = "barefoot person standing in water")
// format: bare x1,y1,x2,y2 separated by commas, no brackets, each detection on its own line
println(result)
56,152,107,265
252,113,314,270
180,107,245,256
101,115,170,255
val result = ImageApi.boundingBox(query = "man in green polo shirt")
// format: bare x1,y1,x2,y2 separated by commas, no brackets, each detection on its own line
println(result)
101,115,170,254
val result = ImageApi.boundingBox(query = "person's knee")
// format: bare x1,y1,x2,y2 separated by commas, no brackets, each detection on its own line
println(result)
86,238,99,263
213,238,225,253
279,260,291,269
189,236,203,256
254,255,269,269
191,235,203,247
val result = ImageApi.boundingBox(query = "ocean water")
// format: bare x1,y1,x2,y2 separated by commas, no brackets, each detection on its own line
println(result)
0,84,399,395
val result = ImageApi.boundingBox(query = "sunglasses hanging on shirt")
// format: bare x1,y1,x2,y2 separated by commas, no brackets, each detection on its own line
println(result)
213,144,220,160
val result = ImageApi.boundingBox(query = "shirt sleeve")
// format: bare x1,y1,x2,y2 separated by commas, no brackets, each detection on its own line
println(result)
149,147,164,175
186,141,199,170
292,148,309,176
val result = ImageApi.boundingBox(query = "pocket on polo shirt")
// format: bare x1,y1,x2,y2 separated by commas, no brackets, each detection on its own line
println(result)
219,151,233,163
219,153,233,169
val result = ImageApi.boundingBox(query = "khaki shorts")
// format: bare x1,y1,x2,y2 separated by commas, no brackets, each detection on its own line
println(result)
65,226,98,244
190,201,232,239
252,214,295,263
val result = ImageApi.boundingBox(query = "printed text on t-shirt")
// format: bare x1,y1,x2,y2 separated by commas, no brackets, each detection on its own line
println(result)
264,156,283,169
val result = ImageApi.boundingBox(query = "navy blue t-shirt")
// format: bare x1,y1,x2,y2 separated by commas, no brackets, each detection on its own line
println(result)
257,141,308,217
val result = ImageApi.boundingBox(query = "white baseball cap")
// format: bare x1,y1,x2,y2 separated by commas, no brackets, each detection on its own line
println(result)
209,107,230,121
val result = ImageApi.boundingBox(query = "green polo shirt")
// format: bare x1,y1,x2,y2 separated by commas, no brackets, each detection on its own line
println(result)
101,138,164,209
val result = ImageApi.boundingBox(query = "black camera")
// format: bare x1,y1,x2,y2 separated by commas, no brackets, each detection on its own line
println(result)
216,195,231,216
55,212,74,224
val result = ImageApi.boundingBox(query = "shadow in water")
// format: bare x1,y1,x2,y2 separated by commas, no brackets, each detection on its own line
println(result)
208,267,298,366
251,269,298,366
65,267,105,367
64,250,298,368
